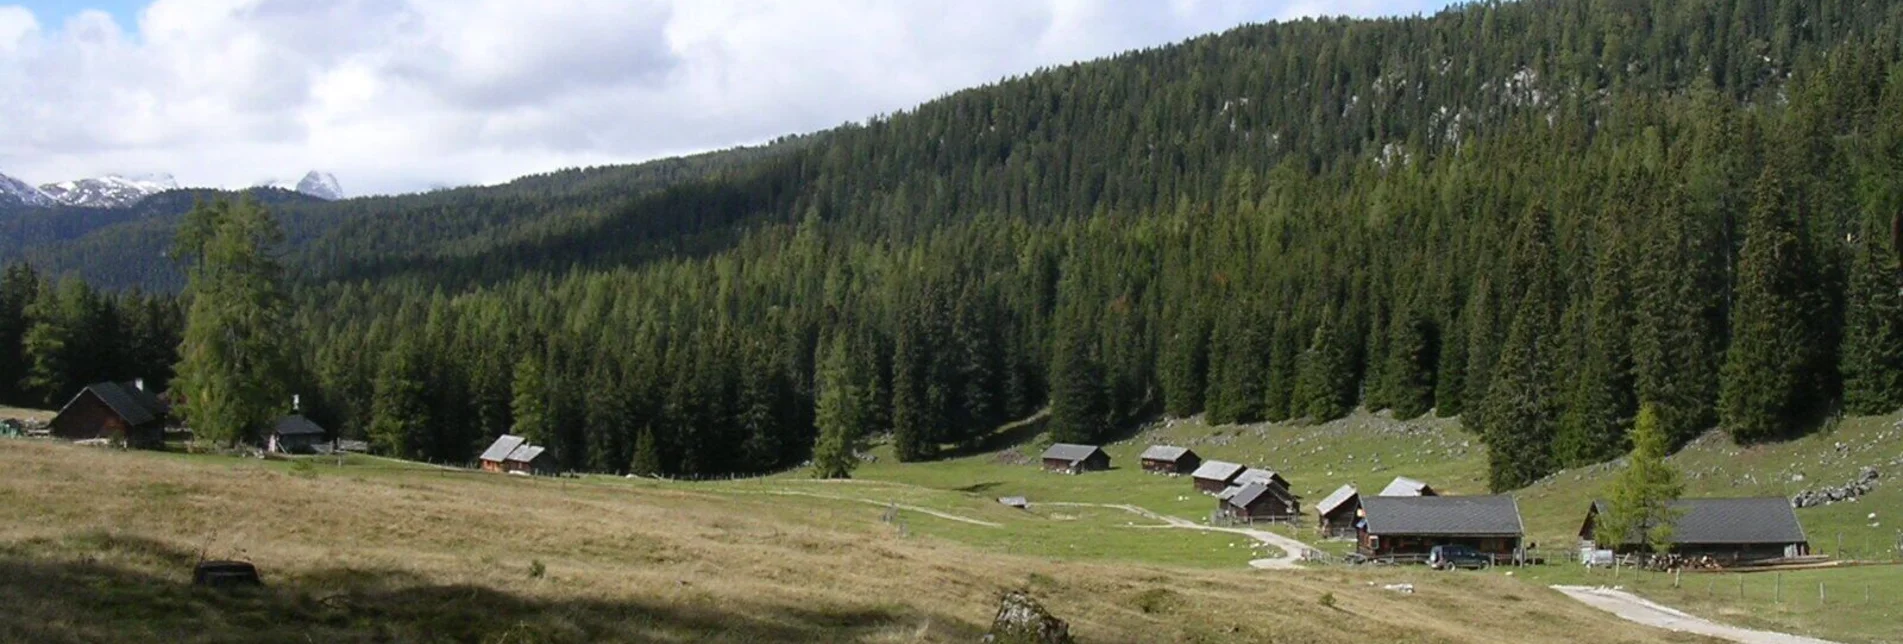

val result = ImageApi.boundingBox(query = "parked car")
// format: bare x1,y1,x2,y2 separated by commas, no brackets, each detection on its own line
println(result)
1428,545,1490,570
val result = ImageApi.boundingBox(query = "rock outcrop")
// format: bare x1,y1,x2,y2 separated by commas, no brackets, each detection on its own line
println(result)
983,590,1073,644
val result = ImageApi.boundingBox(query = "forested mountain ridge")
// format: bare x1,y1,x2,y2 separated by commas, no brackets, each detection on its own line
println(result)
8,0,1902,490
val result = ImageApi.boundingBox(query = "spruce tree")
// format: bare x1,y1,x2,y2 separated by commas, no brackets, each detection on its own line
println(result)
1482,204,1562,492
1840,219,1903,413
171,198,294,446
511,354,553,447
630,426,663,476
1721,165,1825,443
1382,307,1438,420
811,333,866,478
1594,404,1685,554
1160,313,1209,418
890,304,936,462
367,339,432,459
1294,311,1353,422
1048,303,1109,444
1631,187,1723,445
1555,222,1637,466
1460,280,1499,430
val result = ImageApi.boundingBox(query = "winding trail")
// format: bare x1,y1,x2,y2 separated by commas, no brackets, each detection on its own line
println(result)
1034,502,1319,570
1552,586,1840,644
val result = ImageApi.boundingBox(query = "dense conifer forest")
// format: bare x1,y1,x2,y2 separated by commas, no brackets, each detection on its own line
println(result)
4,0,1902,489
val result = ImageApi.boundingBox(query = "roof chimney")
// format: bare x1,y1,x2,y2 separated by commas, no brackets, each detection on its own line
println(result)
133,378,145,392
292,394,301,412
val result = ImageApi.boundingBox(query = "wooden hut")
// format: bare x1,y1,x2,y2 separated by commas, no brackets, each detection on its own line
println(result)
1039,444,1109,474
479,435,528,473
1189,460,1245,493
1138,445,1200,474
1221,482,1299,523
49,381,168,449
267,415,326,454
1316,484,1361,538
1235,468,1292,493
1357,495,1524,560
1578,498,1809,562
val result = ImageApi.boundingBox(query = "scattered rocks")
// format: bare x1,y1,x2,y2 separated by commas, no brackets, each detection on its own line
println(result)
1791,467,1881,508
984,590,1073,644
1382,583,1415,594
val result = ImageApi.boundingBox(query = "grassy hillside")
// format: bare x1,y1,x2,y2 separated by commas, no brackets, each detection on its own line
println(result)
838,410,1903,643
0,440,1703,643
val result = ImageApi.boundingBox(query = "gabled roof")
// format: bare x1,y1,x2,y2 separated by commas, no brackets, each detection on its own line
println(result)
506,444,547,464
1361,496,1524,537
1190,460,1245,482
1227,482,1282,510
1379,476,1433,497
1216,485,1245,501
1317,484,1360,516
1235,468,1289,490
271,415,325,437
67,381,166,427
1139,445,1194,462
1590,498,1808,546
479,434,527,462
1040,443,1105,462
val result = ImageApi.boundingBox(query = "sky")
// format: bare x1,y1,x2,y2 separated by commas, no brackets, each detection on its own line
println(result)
0,1,1455,197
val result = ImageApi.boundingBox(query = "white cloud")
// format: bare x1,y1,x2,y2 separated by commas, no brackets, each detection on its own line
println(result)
0,0,1448,196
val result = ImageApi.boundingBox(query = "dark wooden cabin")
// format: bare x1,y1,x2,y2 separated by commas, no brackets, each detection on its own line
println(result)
1316,484,1361,538
1357,495,1524,560
1138,445,1200,474
267,415,326,454
1039,444,1109,473
1221,482,1299,522
1579,498,1810,562
49,381,168,448
1189,460,1245,493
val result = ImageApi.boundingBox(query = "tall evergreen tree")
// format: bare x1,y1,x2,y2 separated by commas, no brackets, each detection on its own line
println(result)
1483,204,1562,491
811,333,868,478
367,339,432,459
171,198,294,446
1721,165,1827,443
1840,219,1903,413
1594,404,1685,555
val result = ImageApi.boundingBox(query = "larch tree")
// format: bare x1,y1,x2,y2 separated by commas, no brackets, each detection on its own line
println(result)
171,198,294,446
1594,404,1685,555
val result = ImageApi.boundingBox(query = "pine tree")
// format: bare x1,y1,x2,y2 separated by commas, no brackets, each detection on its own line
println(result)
811,333,867,478
630,425,663,476
1555,222,1637,466
1594,404,1685,554
1721,165,1826,443
511,354,552,446
1294,311,1353,422
1048,304,1109,444
1483,204,1562,492
367,339,432,458
1382,306,1438,420
890,303,936,462
1632,188,1724,446
1160,313,1209,418
1840,219,1903,413
171,198,294,446
1460,280,1499,429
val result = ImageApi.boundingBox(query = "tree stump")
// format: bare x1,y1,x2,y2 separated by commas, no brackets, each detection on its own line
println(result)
982,590,1073,644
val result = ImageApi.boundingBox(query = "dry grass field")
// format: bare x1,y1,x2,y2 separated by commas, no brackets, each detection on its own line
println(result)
0,440,1710,643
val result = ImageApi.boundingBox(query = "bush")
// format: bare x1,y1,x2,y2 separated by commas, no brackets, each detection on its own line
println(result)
1319,592,1337,609
528,560,546,579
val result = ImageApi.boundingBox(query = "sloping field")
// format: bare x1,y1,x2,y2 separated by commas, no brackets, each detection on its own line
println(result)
0,440,1700,643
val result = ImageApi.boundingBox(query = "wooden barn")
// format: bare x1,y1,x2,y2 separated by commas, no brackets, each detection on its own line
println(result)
1221,482,1299,522
1378,476,1437,497
503,444,554,475
1316,484,1361,538
1578,498,1810,562
49,381,168,449
479,434,527,473
1189,460,1245,493
1235,468,1291,493
1138,445,1200,474
1040,444,1109,474
267,415,326,454
1357,495,1524,560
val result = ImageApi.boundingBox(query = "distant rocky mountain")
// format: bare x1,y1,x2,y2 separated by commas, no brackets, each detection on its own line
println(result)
0,171,55,207
38,173,179,209
256,171,345,201
294,171,344,200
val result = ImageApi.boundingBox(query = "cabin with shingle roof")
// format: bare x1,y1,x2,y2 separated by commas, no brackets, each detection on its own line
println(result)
1039,443,1109,474
1138,445,1200,474
49,380,168,448
1189,460,1246,493
478,434,558,475
1578,498,1810,562
267,415,326,454
1357,495,1524,560
1221,481,1299,522
1316,484,1361,538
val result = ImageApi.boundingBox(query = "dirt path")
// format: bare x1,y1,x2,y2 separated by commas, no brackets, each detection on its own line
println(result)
756,490,1003,527
1035,502,1318,570
1551,586,1839,644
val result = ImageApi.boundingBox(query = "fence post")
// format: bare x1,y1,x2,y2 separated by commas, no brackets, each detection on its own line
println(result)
1819,582,1824,605
1775,573,1782,604
1674,568,1681,589
1738,575,1744,599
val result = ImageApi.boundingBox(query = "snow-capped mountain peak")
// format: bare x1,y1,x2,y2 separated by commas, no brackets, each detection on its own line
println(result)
295,171,344,200
38,173,179,208
0,171,56,207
